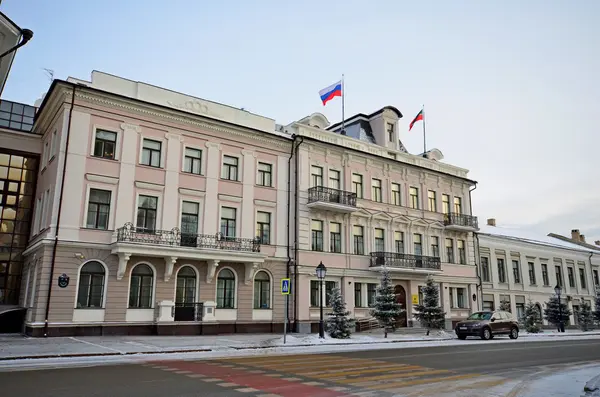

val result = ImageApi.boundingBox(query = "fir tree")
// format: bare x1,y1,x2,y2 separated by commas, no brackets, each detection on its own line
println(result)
522,299,542,333
326,286,355,339
370,267,404,338
499,299,511,312
413,275,446,336
594,287,600,325
576,301,594,332
543,295,572,332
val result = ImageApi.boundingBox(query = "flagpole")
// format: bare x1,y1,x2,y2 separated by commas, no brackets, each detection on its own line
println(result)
422,104,427,158
341,74,345,134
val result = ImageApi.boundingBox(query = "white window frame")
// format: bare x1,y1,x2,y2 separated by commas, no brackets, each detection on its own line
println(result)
138,135,166,168
73,259,110,309
256,160,275,187
173,264,200,303
220,152,242,181
181,144,205,175
215,266,239,309
219,203,240,238
82,183,118,230
252,269,273,309
134,191,164,231
255,208,272,244
90,125,121,160
178,198,203,234
126,261,158,309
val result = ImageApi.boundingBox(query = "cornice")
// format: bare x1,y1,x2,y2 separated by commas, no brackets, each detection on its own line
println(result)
74,91,291,150
34,88,72,136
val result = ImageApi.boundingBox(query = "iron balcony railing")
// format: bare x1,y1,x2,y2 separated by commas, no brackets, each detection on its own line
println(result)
173,302,204,322
308,186,357,207
444,212,479,229
116,222,261,252
369,252,442,270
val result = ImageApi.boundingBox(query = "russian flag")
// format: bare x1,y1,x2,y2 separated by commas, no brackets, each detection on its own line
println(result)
318,80,342,106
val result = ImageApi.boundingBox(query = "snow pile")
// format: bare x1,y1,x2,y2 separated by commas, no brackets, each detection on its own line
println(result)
513,364,600,397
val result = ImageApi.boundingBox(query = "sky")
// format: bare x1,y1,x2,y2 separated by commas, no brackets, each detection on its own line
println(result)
2,0,599,243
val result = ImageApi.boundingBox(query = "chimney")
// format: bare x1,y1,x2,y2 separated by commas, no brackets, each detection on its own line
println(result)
580,235,586,243
595,240,600,246
487,218,496,227
571,229,581,241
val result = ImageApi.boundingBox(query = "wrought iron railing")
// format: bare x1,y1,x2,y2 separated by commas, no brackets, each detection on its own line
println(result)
116,223,261,252
308,186,357,207
173,302,204,322
444,212,479,229
369,252,442,270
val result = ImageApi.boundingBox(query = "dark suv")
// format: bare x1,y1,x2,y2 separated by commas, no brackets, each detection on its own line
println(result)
455,310,519,340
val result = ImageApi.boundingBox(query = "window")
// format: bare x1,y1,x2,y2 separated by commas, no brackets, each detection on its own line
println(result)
498,258,506,283
418,286,424,305
354,283,362,307
257,162,272,187
445,238,454,263
180,201,199,246
86,189,111,230
330,222,341,253
256,212,271,245
367,283,377,306
579,268,587,289
310,280,320,307
222,155,239,181
516,302,525,321
481,257,490,282
449,288,454,308
442,194,450,214
413,233,422,256
374,228,385,252
254,271,271,309
512,260,521,283
353,225,364,255
528,262,536,285
409,187,419,209
593,269,599,286
136,195,158,232
176,266,197,303
457,288,466,308
129,264,154,308
50,130,57,158
217,268,236,308
372,179,382,202
141,139,161,167
387,122,394,141
542,264,549,286
427,190,436,212
458,240,466,264
329,170,340,189
183,148,202,175
555,266,563,287
93,130,117,160
352,174,363,198
76,261,105,308
431,236,439,257
453,197,462,214
311,220,323,251
391,183,401,205
395,231,404,253
220,207,237,238
311,165,323,187
325,281,336,306
568,267,575,287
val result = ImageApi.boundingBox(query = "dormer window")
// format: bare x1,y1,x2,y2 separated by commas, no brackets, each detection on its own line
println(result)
387,123,394,142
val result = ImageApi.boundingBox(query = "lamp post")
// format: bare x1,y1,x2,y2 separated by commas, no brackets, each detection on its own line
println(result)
316,261,327,338
554,284,565,333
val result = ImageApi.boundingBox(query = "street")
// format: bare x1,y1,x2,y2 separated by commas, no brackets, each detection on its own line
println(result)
2,338,600,397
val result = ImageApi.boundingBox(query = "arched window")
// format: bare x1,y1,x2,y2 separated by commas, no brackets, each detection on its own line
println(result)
129,264,154,308
176,266,197,303
253,271,271,309
216,268,235,309
76,261,106,308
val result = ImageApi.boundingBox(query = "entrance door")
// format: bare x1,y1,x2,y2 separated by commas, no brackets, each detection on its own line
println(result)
394,285,408,327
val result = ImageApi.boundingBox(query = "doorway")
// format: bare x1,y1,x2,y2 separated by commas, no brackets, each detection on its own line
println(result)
394,284,408,327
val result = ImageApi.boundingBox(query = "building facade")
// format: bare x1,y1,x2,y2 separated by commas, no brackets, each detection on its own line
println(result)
478,219,600,326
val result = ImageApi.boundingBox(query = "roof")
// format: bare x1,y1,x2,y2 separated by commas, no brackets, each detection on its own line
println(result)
478,224,597,254
328,106,403,131
547,233,600,252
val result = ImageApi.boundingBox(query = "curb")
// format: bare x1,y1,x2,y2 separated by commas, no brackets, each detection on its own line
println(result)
584,374,600,392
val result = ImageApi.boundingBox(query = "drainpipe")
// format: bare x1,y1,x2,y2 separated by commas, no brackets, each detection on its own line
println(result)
469,184,483,310
286,134,297,332
43,84,77,337
293,136,304,332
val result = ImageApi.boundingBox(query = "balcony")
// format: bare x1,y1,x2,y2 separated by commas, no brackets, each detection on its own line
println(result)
307,186,357,213
444,212,479,231
369,252,442,272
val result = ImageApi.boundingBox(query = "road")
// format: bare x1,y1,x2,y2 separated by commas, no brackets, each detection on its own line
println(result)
2,338,600,397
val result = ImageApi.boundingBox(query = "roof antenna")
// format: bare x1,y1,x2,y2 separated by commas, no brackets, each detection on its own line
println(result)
43,68,54,86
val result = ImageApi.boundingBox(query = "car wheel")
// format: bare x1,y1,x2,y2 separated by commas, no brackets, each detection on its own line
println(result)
457,334,467,340
509,327,519,339
480,327,492,340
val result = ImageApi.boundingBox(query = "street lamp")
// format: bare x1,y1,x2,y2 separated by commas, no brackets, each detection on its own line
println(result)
554,284,565,333
316,261,327,338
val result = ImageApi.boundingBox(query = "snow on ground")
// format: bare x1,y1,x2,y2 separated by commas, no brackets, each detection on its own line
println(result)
514,363,600,397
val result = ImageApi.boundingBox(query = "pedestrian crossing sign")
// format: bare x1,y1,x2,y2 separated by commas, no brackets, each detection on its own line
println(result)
281,278,291,295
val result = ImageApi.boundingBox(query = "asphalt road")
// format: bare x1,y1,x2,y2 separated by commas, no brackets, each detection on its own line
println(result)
2,339,600,397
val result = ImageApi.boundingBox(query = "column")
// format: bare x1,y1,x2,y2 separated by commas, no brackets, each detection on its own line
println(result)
202,142,221,235
162,133,182,230
115,123,141,227
241,150,256,239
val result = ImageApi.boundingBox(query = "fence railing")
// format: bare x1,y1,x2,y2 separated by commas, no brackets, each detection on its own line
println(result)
369,252,442,270
443,212,479,229
308,186,357,207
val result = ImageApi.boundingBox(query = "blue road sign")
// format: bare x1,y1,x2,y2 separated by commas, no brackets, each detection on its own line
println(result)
281,278,291,295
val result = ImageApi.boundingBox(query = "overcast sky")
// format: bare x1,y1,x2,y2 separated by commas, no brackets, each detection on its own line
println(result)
3,0,599,243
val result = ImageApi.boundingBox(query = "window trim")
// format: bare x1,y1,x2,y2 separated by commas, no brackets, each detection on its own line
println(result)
177,198,203,233
82,183,117,230
126,262,157,309
138,135,166,168
134,192,163,231
215,266,238,309
181,145,204,175
221,153,241,181
253,270,272,309
90,125,121,160
173,265,200,303
255,209,272,245
256,161,274,187
73,260,109,309
219,204,239,238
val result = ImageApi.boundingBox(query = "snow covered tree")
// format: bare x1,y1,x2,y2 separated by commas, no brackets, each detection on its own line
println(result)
543,295,572,332
326,286,355,339
499,299,511,312
412,275,446,336
522,299,542,333
370,267,404,338
594,287,600,325
576,301,594,332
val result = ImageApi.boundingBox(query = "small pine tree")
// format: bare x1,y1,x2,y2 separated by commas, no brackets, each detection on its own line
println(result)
413,275,446,336
576,301,594,332
499,299,511,312
594,287,600,325
370,267,404,338
522,299,542,333
326,287,355,339
543,295,572,332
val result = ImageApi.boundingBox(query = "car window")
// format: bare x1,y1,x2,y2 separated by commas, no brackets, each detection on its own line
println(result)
467,312,492,320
